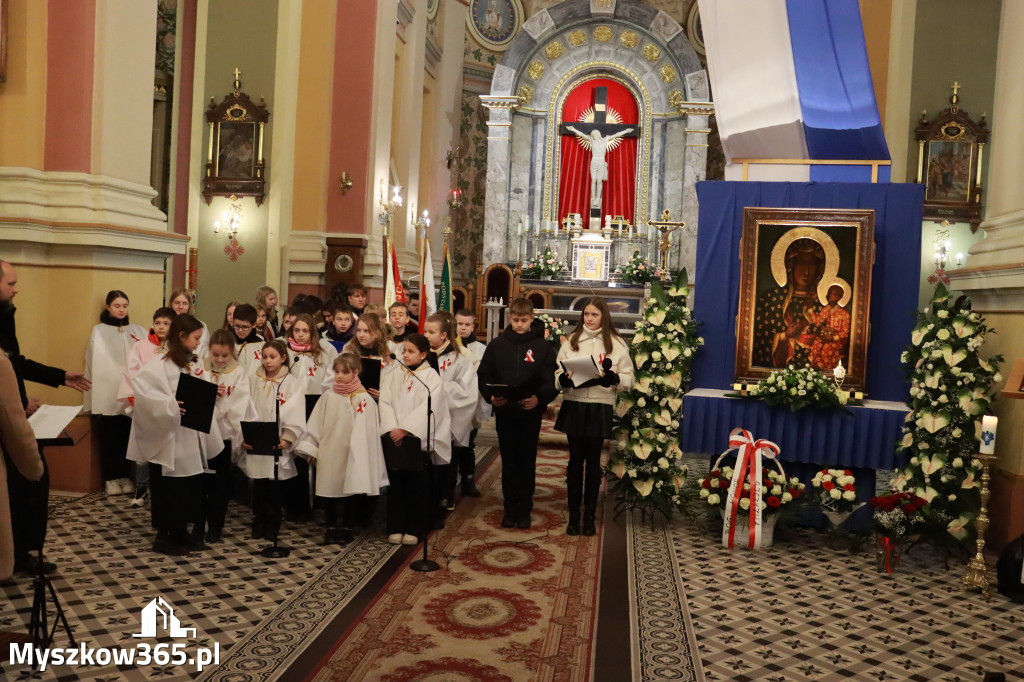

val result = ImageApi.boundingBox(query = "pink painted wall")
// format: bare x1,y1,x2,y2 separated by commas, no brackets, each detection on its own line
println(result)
171,0,199,289
43,0,95,172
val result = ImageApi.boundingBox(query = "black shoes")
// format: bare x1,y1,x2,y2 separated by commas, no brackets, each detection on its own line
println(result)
515,512,532,530
152,532,192,556
206,529,223,543
582,508,597,536
15,554,57,575
322,527,354,546
461,477,481,498
566,512,581,536
501,512,516,528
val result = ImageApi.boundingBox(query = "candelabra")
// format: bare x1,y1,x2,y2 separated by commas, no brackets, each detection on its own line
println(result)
213,195,243,236
378,179,404,238
960,451,995,600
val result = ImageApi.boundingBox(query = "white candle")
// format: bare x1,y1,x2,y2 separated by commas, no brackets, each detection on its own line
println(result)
605,215,612,230
980,415,998,454
628,225,633,239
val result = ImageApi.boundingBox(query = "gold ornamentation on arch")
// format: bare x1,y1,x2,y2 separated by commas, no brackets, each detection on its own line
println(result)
568,30,587,47
594,26,613,43
545,41,564,60
659,64,677,84
517,84,534,105
668,90,684,109
528,61,545,80
642,44,661,62
619,30,638,48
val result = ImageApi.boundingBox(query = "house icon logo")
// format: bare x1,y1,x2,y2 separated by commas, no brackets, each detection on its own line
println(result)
133,596,197,639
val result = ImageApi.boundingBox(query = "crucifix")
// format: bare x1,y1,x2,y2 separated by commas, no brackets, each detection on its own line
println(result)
233,67,242,90
559,86,638,226
647,209,686,274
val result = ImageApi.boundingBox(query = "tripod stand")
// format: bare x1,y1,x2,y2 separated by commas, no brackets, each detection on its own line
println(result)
29,543,75,653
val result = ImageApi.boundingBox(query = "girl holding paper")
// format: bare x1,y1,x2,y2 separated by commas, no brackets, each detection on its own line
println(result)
554,297,634,536
126,314,222,556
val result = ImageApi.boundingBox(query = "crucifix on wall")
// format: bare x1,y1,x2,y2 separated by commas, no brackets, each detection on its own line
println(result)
559,86,638,225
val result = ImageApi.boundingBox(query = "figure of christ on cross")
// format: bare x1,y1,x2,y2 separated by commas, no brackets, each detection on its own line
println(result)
559,86,638,213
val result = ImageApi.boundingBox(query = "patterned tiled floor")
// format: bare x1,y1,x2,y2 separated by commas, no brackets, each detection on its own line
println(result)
630,508,1024,682
0,486,399,681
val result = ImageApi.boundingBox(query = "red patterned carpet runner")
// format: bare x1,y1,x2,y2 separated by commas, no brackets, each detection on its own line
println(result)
308,441,603,681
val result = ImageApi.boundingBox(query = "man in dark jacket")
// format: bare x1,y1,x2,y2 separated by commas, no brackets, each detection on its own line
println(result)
477,298,557,529
0,260,90,575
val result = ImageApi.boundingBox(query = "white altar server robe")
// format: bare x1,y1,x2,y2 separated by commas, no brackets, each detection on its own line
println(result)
435,345,479,447
296,388,389,498
84,322,147,415
206,357,251,458
288,346,339,394
241,369,305,480
126,357,223,477
379,363,452,464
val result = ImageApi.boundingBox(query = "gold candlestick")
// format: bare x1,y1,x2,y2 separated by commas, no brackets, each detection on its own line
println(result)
960,451,994,600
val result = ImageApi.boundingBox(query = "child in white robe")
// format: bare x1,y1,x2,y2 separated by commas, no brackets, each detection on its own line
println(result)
198,329,252,543
127,314,222,556
378,334,451,545
117,306,176,507
424,312,480,515
284,314,338,518
169,288,211,358
85,290,147,496
296,353,388,546
232,304,265,375
241,339,305,542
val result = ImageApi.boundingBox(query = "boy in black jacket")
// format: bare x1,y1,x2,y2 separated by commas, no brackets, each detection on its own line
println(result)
478,298,557,529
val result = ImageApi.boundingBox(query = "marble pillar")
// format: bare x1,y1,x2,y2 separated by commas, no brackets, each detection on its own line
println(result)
482,95,521,265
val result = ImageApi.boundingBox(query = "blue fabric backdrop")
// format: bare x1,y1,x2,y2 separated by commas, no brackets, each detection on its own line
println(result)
691,181,925,402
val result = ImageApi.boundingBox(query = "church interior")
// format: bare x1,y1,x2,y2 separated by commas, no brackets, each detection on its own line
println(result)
2,0,1024,680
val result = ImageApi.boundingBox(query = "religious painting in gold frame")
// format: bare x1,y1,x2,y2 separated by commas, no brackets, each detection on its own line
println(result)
203,81,269,206
734,208,875,391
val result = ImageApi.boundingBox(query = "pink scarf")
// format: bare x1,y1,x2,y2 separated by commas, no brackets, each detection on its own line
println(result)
334,376,363,395
288,339,312,352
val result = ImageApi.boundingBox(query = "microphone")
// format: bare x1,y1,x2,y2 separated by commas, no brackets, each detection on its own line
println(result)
390,353,432,392
601,357,613,371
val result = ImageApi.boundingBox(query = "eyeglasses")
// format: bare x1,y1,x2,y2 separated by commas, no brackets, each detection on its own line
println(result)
233,323,253,332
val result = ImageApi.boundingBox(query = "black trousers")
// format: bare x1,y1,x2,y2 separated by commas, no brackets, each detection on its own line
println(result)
283,456,312,519
198,441,233,535
495,410,542,514
4,446,49,560
566,434,605,513
150,466,202,536
252,478,283,540
386,469,426,536
443,444,476,505
322,496,363,528
93,414,132,482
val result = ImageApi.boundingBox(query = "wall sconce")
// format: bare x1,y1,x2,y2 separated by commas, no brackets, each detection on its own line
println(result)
933,227,951,269
447,188,464,211
339,172,354,195
214,195,243,236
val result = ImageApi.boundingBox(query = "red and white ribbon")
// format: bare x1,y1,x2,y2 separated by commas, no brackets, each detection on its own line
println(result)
720,428,780,550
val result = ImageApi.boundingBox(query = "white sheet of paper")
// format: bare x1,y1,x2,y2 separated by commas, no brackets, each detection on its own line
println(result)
562,355,602,387
27,404,83,440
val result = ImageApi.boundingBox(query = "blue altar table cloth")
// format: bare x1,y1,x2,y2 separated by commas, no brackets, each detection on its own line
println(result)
682,389,910,471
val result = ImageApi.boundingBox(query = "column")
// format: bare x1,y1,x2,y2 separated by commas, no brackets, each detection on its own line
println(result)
481,79,522,265
947,0,1024,549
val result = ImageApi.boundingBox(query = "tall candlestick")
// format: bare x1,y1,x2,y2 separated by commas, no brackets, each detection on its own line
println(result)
980,415,998,454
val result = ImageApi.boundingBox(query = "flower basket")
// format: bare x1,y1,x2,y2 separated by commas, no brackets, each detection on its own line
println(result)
616,250,658,284
721,510,778,547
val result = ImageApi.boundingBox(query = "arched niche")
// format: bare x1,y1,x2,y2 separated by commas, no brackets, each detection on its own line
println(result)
481,0,711,276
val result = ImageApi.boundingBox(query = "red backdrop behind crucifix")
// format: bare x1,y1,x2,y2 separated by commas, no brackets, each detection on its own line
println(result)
558,78,639,225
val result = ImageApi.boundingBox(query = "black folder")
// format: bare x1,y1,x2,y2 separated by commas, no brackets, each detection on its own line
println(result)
241,421,280,456
360,357,382,391
304,394,320,420
175,373,218,433
486,383,527,401
380,434,424,472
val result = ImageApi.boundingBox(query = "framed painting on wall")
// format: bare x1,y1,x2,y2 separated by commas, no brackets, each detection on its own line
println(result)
915,102,989,232
203,82,269,206
734,208,875,391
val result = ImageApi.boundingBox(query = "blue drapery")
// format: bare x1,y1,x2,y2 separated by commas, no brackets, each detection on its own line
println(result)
691,181,925,402
682,392,908,471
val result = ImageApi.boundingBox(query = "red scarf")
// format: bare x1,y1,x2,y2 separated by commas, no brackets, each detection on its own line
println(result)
288,339,312,352
334,376,363,395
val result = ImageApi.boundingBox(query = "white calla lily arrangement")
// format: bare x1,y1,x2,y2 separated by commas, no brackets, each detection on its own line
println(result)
607,269,703,518
893,282,1003,546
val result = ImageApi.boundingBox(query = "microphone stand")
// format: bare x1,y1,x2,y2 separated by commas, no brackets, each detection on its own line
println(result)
391,353,440,572
260,380,290,558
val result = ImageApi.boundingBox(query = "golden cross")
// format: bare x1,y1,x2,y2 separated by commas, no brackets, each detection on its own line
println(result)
647,209,686,274
951,81,961,97
233,68,242,86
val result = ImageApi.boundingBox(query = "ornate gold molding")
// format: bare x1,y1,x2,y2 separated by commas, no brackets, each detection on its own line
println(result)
528,61,545,80
668,89,683,109
642,44,661,62
569,29,587,47
595,26,613,43
480,95,525,111
659,64,677,84
545,41,564,59
517,84,534,105
619,30,638,48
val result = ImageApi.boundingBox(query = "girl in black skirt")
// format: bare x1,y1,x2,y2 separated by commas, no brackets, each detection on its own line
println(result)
554,297,634,536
